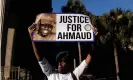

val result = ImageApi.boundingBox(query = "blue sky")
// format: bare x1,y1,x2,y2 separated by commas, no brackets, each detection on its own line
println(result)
52,0,133,16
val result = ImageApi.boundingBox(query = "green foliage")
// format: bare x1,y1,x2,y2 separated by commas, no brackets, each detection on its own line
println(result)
61,0,133,50
61,0,94,20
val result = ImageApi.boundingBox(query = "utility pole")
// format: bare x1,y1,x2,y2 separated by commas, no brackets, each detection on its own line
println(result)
73,58,76,69
78,42,82,64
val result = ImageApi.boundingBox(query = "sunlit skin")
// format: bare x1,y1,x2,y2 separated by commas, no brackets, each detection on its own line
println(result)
38,24,53,37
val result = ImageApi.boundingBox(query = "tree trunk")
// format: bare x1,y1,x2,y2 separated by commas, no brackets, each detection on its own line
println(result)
114,44,120,80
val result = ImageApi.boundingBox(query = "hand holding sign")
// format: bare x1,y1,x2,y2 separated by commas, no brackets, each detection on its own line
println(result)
92,26,98,36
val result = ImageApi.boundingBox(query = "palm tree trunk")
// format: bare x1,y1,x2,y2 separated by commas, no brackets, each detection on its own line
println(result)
114,44,120,80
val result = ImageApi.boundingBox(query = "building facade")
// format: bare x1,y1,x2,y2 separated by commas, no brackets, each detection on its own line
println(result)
1,0,52,79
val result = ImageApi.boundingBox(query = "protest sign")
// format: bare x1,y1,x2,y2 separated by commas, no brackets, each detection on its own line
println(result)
29,13,94,42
